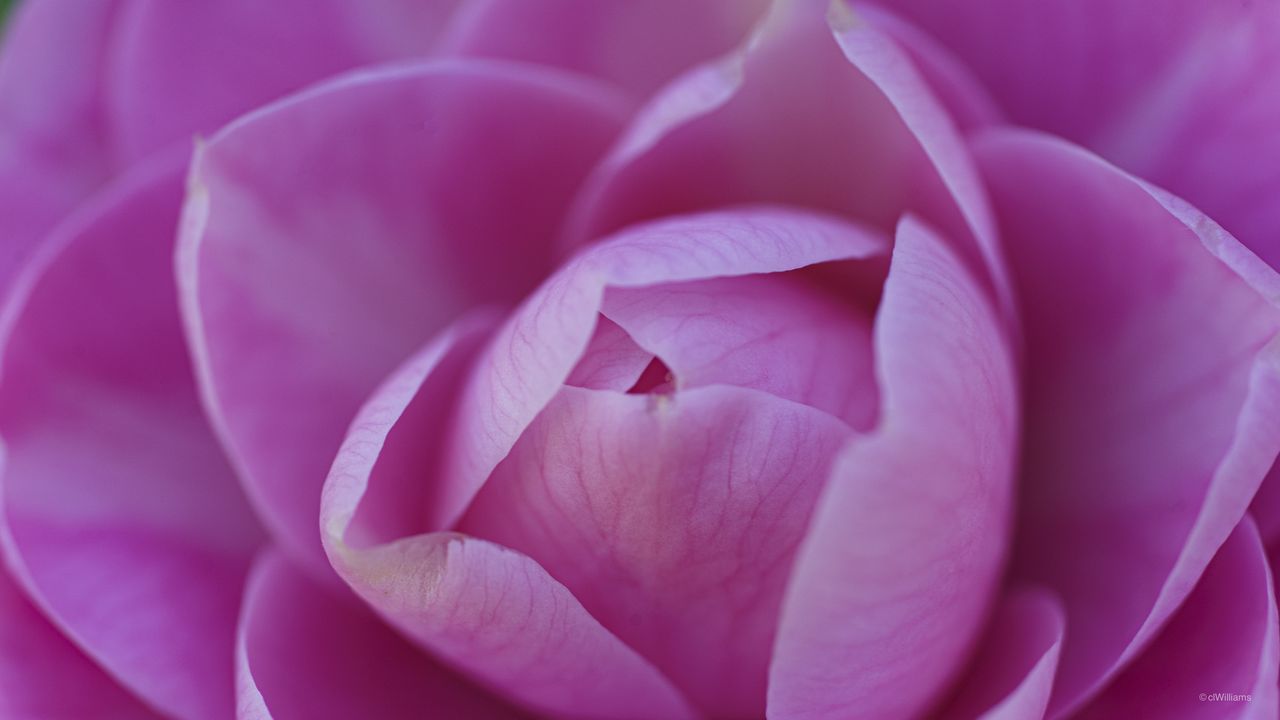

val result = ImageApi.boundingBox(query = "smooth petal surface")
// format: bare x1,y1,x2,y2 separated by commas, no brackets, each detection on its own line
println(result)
975,129,1280,715
463,385,853,716
444,207,886,533
571,0,1005,313
0,560,157,720
877,0,1280,268
0,0,116,297
0,157,262,719
769,216,1018,719
180,61,628,571
601,274,878,428
236,550,523,720
321,320,696,720
938,588,1065,720
106,0,462,163
1073,518,1278,720
439,0,767,100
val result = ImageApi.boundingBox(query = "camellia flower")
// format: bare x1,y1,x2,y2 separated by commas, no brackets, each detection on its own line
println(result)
1,1,1278,719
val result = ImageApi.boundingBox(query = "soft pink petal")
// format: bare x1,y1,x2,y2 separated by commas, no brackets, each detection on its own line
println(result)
443,207,886,532
439,0,767,100
769,215,1019,719
462,385,853,716
0,557,157,720
179,61,628,572
601,274,878,428
563,315,654,392
974,129,1280,715
938,588,1065,720
1072,518,1278,720
570,0,1004,313
320,321,697,720
105,0,462,163
876,0,1280,269
236,549,523,720
0,0,116,297
0,157,262,719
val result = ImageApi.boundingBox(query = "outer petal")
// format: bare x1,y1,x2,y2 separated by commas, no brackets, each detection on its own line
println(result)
0,0,116,297
0,556,157,720
876,0,1280,269
462,385,854,716
179,61,628,572
106,0,462,163
0,157,262,719
939,588,1065,720
570,0,1008,316
1073,518,1278,720
320,318,697,720
235,550,523,720
439,0,767,100
974,129,1280,714
769,215,1018,719
444,207,887,532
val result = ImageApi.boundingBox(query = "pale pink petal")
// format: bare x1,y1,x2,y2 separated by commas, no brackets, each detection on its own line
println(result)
179,61,628,571
105,0,462,163
462,385,853,716
601,274,878,428
0,0,116,297
320,321,696,720
876,0,1280,269
769,215,1019,719
0,157,262,719
0,559,158,719
974,128,1280,715
1072,518,1278,720
571,0,1005,313
938,588,1065,720
563,315,654,392
439,0,767,99
443,208,886,532
236,549,524,720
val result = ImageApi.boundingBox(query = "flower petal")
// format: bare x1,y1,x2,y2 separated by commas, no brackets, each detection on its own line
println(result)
235,549,524,720
439,0,767,100
462,385,853,716
105,0,462,163
768,215,1019,719
0,156,262,719
1072,517,1278,720
938,588,1065,720
179,61,628,571
974,128,1280,714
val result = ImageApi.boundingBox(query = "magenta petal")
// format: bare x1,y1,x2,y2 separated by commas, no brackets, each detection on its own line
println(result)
571,0,1004,311
1072,518,1278,720
938,588,1065,720
0,563,157,719
975,129,1280,714
769,216,1018,719
463,385,853,716
0,157,262,719
444,208,886,531
236,550,523,720
179,61,627,571
105,0,461,163
0,0,115,297
440,0,767,99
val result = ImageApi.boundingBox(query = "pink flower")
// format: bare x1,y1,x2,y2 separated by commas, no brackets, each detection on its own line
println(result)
1,1,1277,718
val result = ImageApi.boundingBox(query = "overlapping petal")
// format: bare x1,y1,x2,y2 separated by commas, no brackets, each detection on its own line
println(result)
179,61,629,571
0,156,262,719
975,128,1280,714
769,216,1018,719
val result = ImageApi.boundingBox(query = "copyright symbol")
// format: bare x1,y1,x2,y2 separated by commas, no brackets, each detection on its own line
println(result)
1199,693,1207,701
